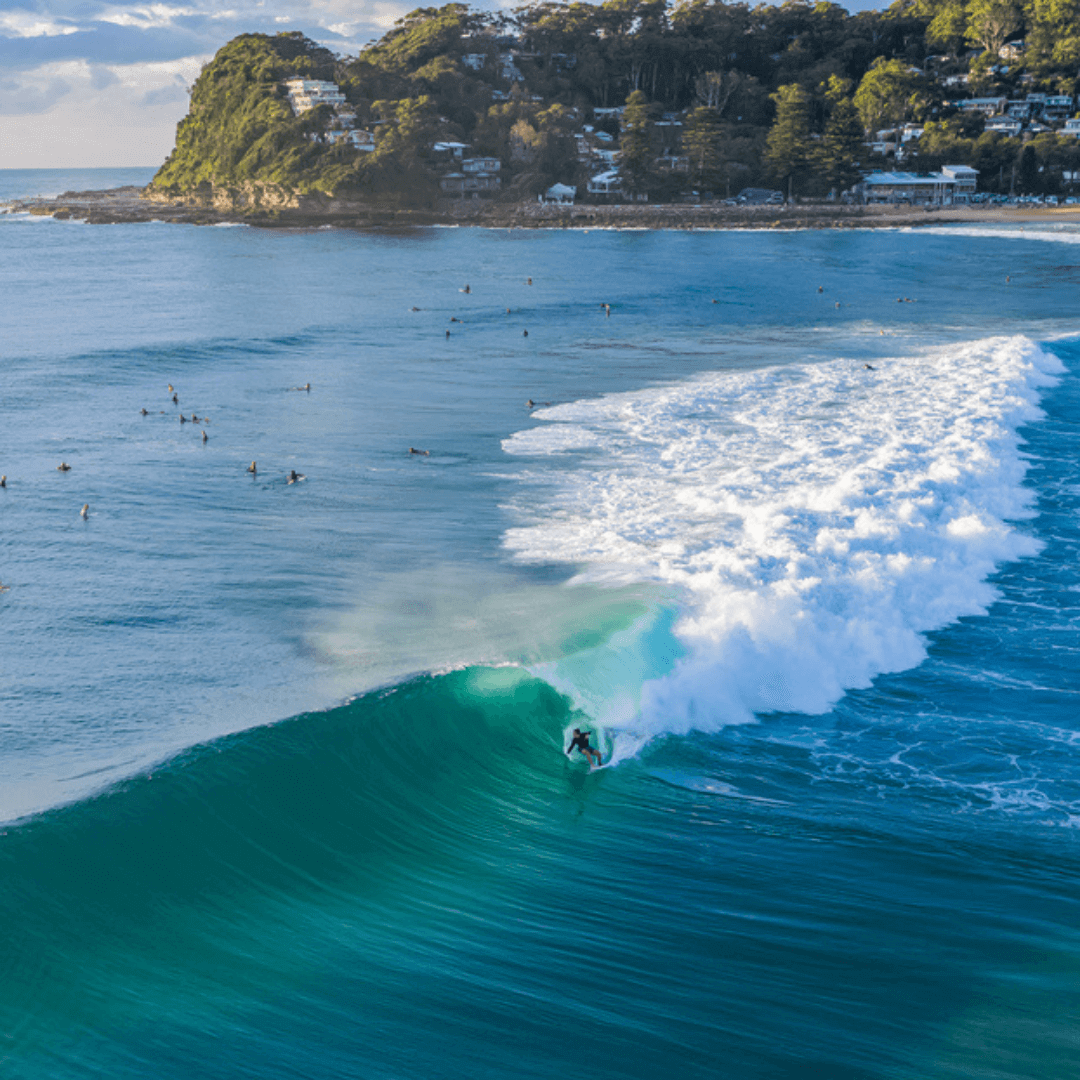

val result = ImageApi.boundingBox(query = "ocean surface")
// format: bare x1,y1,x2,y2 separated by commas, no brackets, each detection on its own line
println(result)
2,169,1079,1079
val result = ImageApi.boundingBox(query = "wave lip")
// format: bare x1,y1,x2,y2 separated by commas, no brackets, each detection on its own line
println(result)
503,335,1064,747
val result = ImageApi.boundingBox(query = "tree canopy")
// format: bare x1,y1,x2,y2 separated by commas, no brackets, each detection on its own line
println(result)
151,0,1080,203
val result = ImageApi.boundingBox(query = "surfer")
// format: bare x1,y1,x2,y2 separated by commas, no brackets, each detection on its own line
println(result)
202,430,208,443
247,461,257,474
80,503,89,519
57,462,71,472
0,475,5,488
287,469,305,483
566,728,602,768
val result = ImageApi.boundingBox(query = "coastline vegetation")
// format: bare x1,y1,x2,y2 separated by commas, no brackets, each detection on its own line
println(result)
151,0,1080,206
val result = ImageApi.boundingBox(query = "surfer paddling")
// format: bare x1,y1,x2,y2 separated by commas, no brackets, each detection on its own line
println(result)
566,727,602,768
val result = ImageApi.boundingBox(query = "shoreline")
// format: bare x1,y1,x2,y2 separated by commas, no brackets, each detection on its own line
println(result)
7,185,1080,230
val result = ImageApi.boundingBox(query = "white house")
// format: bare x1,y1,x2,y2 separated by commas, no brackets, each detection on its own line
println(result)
1064,118,1080,136
541,183,576,204
588,169,622,194
462,157,501,173
941,164,978,193
986,118,1022,136
348,130,376,152
955,97,1007,116
284,78,346,115
861,170,973,204
433,141,470,157
463,53,486,70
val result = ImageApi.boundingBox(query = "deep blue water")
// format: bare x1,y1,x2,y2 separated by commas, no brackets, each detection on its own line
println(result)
1,171,1079,1078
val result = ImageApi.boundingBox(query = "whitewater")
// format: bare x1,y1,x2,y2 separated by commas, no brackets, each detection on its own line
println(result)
2,180,1080,1080
505,336,1063,757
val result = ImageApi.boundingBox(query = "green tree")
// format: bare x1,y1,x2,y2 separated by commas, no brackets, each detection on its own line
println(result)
764,82,811,196
812,76,865,193
1015,142,1038,192
925,0,970,55
964,0,1022,55
619,89,656,194
683,105,724,192
1024,0,1080,73
854,59,924,135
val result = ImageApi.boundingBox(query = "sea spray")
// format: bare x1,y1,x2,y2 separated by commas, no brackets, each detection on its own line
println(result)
504,336,1064,756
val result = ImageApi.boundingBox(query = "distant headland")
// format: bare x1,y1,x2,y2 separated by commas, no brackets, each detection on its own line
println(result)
11,0,1080,228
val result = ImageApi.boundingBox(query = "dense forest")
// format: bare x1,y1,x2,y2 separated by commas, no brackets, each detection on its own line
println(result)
151,0,1080,205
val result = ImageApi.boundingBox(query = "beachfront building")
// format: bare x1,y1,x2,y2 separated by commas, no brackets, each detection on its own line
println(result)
285,78,346,115
941,164,978,194
860,168,977,204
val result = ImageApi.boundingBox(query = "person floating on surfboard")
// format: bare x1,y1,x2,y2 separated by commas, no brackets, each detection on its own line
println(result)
566,728,602,768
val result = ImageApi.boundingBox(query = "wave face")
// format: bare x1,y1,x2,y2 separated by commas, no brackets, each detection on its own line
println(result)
504,337,1063,755
0,667,581,1078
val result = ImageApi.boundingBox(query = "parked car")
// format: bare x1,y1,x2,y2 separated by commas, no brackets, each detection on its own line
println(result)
735,187,785,205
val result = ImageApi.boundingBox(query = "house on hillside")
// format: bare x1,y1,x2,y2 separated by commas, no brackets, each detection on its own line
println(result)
433,141,470,158
462,157,501,174
587,170,622,194
440,172,501,195
954,97,1007,116
1044,95,1074,119
284,78,346,115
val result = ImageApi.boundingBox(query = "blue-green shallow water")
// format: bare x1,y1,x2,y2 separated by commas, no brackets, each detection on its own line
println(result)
2,171,1080,1077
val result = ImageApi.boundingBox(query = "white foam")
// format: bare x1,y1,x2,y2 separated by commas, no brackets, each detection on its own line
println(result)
912,225,1080,245
502,336,1064,754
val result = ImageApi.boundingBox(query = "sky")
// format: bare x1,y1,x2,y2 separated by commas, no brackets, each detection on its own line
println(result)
0,0,883,169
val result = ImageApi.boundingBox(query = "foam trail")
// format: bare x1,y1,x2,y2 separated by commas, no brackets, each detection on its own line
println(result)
503,336,1064,758
911,225,1080,245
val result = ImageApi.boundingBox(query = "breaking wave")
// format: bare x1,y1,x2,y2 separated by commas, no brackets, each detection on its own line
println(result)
503,336,1063,760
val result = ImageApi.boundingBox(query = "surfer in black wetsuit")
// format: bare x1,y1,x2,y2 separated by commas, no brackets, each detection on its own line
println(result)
566,728,602,768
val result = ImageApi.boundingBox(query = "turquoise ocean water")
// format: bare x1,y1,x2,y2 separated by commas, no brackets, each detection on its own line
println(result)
2,169,1079,1078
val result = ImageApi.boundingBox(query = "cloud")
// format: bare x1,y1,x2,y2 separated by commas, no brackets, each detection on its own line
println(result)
0,54,206,165
96,5,201,30
0,9,81,37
